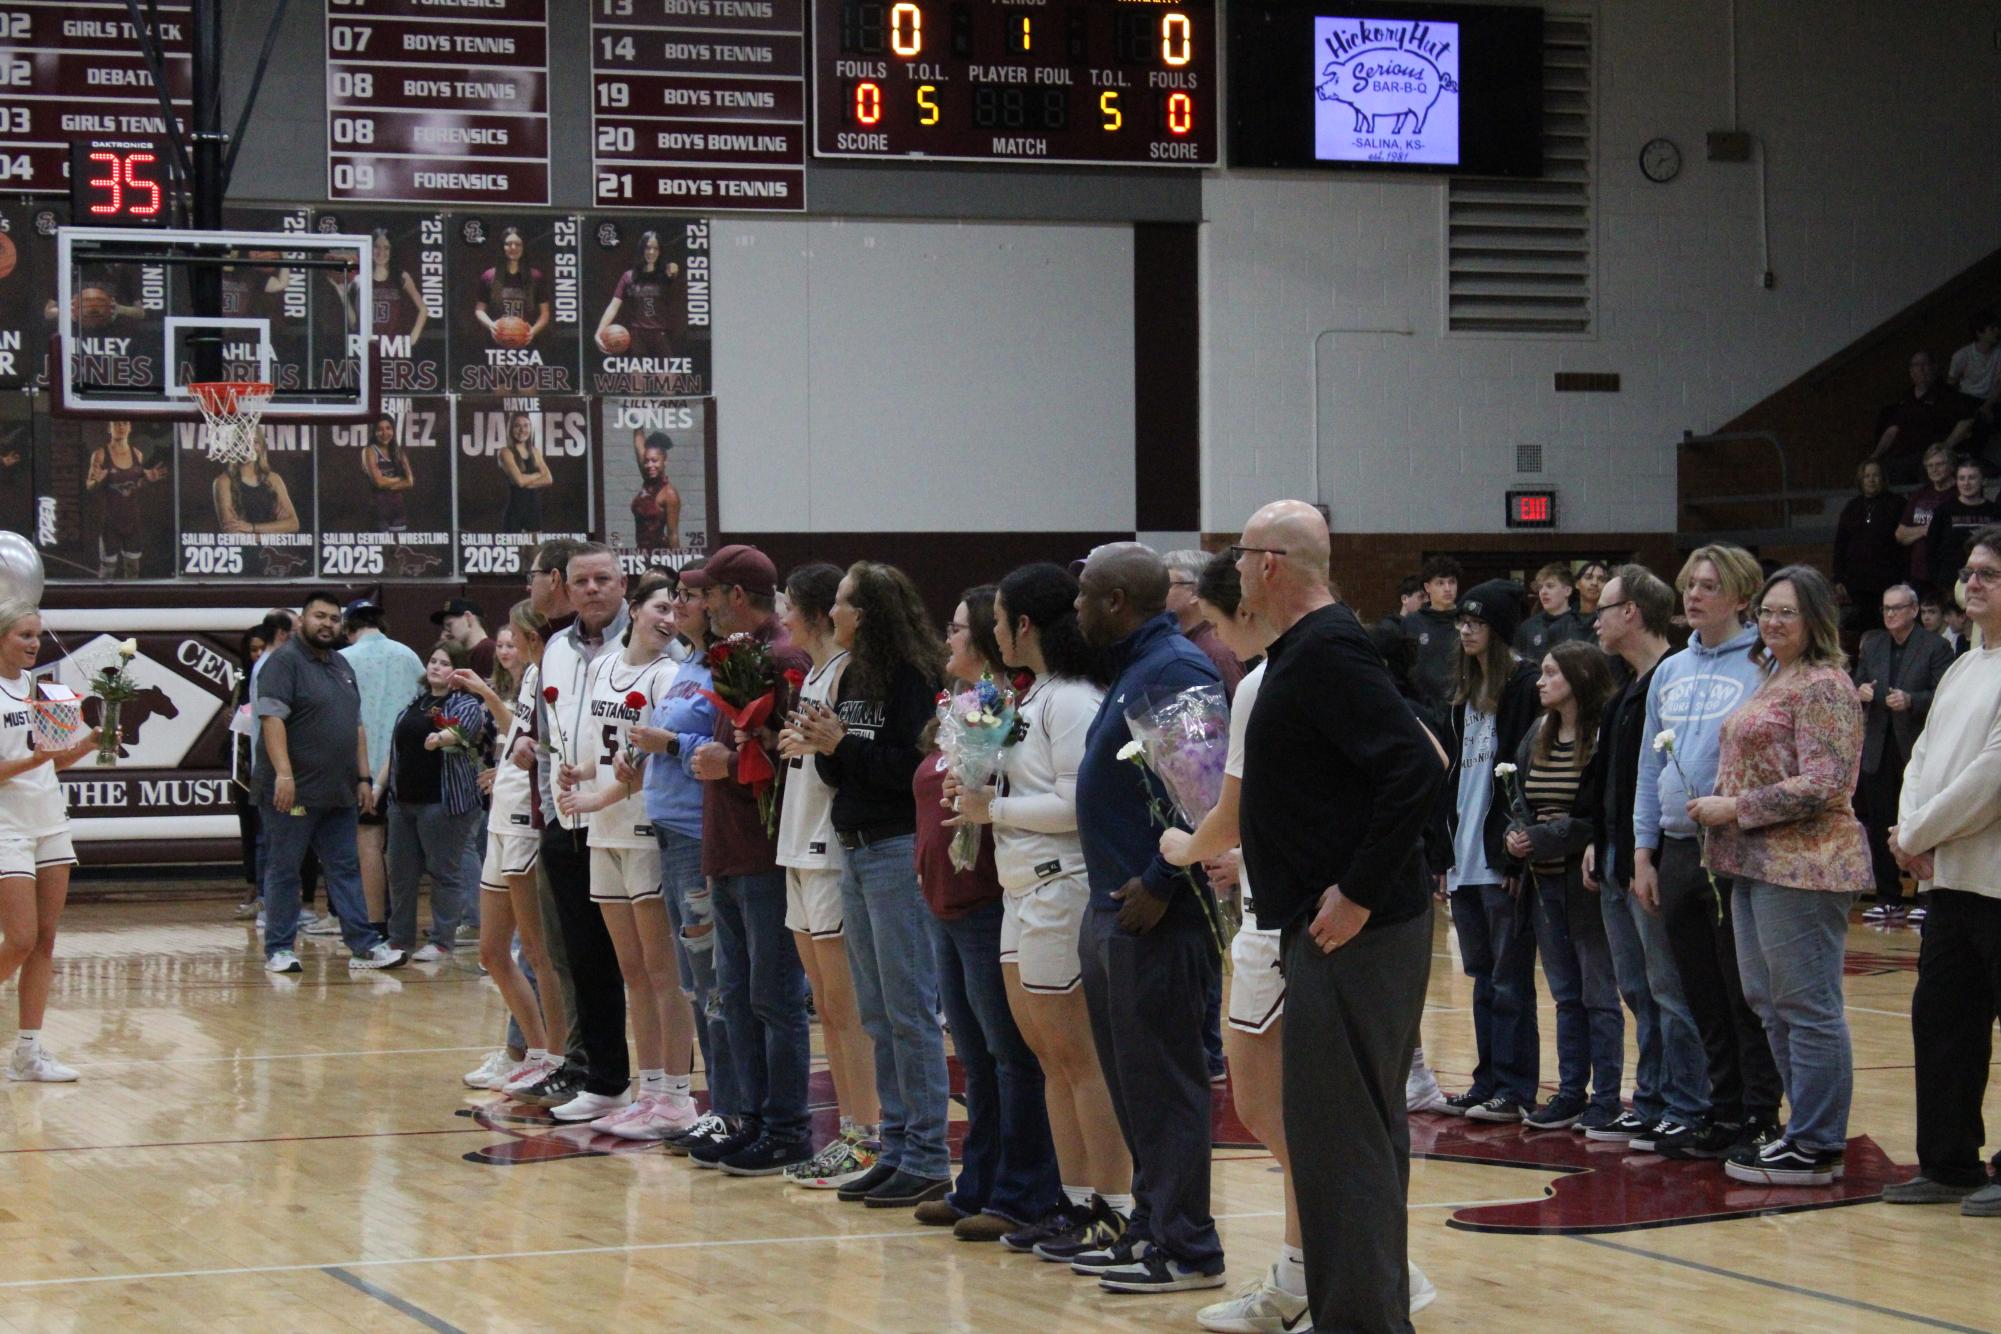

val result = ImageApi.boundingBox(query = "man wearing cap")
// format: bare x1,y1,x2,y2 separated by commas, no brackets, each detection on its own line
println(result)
434,598,496,678
340,598,422,933
675,545,816,1167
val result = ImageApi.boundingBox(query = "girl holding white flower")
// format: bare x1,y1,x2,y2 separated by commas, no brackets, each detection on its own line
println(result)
1441,580,1544,1122
0,600,101,1082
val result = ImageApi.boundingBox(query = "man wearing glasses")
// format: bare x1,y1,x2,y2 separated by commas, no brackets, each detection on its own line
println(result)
1885,528,2001,1217
1854,584,1953,925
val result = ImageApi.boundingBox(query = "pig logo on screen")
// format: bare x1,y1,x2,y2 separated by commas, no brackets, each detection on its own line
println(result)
1313,17,1462,166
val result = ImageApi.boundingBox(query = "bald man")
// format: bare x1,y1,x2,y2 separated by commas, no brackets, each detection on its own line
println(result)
1235,501,1442,1333
1067,542,1228,1294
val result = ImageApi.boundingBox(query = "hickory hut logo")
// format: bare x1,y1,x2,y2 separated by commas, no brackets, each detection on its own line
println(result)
1313,17,1462,166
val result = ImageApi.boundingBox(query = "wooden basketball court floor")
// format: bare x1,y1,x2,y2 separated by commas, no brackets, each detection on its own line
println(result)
0,894,1993,1332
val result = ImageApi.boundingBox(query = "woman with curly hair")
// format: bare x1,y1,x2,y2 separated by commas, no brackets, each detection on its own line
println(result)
793,561,949,1208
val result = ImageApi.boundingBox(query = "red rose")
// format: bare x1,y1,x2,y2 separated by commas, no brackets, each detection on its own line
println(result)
1010,669,1035,694
624,690,648,710
430,710,449,727
543,685,559,704
709,642,734,665
936,690,951,705
783,668,806,690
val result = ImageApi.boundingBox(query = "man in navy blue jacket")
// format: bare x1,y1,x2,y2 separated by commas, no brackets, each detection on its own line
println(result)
1069,542,1228,1295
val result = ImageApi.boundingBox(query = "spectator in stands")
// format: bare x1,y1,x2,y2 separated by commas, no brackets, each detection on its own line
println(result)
1165,550,1243,701
1697,565,1869,1188
1575,560,1610,623
1897,444,1959,588
1515,563,1588,655
1883,524,2001,1217
1945,601,1973,656
1945,310,2000,455
1925,458,2001,595
1404,555,1463,709
1854,584,1951,924
1834,460,1910,637
1873,352,1974,485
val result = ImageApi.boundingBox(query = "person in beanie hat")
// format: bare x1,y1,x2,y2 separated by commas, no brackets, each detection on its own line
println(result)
1437,577,1544,1120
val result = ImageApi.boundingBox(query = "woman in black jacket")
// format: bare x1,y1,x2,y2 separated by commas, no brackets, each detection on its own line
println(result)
1505,641,1620,1132
1439,580,1543,1121
798,561,951,1208
1832,459,1907,638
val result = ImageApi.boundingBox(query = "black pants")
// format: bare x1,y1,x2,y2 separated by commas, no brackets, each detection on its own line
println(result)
1283,907,1432,1334
1912,888,2001,1186
541,825,628,1096
1656,837,1781,1124
1858,742,1909,905
1079,902,1223,1270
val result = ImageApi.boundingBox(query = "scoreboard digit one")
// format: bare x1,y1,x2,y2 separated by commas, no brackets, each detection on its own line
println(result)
812,0,1216,167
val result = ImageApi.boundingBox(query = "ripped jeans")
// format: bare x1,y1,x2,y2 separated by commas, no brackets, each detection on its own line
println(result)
655,823,737,1117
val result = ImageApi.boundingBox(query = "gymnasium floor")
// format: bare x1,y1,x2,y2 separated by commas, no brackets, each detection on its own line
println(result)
1,893,1993,1332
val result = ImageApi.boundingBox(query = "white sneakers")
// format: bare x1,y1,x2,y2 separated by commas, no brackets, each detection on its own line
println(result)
464,1050,514,1089
304,915,344,937
6,1043,78,1083
264,950,302,974
552,1089,632,1123
1406,1048,1449,1114
1197,1262,1437,1332
499,1055,562,1096
348,944,408,971
1409,1263,1437,1316
589,1093,700,1140
409,943,449,964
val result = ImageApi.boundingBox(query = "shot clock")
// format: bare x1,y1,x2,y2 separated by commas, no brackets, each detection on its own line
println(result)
68,141,175,227
812,0,1217,166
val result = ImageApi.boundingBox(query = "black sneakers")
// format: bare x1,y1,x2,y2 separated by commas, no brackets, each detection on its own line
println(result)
862,1169,952,1209
836,1160,900,1202
664,1112,737,1156
1439,1090,1487,1116
1464,1096,1527,1123
688,1120,763,1169
511,1064,586,1109
1095,1249,1227,1294
1724,1137,1844,1186
718,1133,814,1178
1034,1196,1126,1263
1586,1110,1650,1143
1658,1119,1741,1161
1003,1205,1085,1253
1524,1093,1588,1130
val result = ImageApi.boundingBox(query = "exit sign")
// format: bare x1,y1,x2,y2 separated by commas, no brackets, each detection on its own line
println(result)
1506,489,1558,529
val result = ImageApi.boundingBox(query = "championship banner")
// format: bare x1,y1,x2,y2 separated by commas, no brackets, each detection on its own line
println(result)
583,216,712,396
449,213,582,394
0,202,62,391
598,396,715,575
175,418,317,579
455,395,591,578
36,628,240,835
37,415,177,582
311,208,448,396
318,396,455,581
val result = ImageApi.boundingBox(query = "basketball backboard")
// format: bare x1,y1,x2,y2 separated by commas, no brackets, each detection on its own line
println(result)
54,227,373,421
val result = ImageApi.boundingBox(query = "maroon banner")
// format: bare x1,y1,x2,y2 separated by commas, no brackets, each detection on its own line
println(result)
448,215,582,394
0,5,191,49
605,0,803,32
329,158,551,208
597,118,805,168
325,17,549,68
328,68,547,117
328,0,545,18
600,73,805,121
595,30,804,77
0,25,191,193
329,110,550,161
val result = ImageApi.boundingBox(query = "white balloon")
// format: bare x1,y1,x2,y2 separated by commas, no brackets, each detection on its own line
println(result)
0,531,44,605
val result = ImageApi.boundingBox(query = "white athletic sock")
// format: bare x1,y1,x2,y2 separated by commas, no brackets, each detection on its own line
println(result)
1101,1192,1135,1218
15,1031,37,1050
1276,1245,1307,1297
639,1068,668,1095
665,1074,692,1099
526,1048,549,1064
1062,1183,1094,1210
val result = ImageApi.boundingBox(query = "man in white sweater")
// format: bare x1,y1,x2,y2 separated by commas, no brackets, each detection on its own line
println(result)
1885,523,2001,1217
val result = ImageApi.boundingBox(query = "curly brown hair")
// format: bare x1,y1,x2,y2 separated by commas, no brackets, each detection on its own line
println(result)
842,561,946,701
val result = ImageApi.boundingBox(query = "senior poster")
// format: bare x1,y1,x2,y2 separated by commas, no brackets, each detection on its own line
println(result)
449,214,582,394
36,413,176,581
310,208,448,397
0,202,63,391
318,397,455,581
199,208,314,391
599,397,714,575
455,395,591,578
174,418,316,579
583,216,712,397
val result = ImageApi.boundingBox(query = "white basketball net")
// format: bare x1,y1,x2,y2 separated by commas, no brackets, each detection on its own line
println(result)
190,381,274,466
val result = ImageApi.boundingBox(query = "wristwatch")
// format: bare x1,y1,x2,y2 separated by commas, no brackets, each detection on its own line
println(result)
664,736,681,757
357,775,373,785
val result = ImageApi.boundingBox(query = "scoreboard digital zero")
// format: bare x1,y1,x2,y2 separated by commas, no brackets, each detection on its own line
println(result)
812,0,1217,167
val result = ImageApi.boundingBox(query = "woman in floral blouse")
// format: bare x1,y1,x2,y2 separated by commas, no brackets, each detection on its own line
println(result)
1689,564,1869,1189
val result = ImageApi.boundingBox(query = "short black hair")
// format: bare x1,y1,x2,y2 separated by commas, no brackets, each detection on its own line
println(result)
301,589,345,615
643,431,673,455
1421,555,1463,584
1973,308,1999,336
1398,574,1425,598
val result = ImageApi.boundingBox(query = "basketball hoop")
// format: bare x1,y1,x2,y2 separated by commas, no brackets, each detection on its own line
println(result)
190,381,274,465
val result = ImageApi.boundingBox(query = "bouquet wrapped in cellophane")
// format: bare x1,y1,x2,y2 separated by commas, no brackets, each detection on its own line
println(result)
935,674,1018,871
1119,682,1235,961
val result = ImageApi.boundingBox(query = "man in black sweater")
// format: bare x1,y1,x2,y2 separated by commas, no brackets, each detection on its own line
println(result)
1236,501,1444,1333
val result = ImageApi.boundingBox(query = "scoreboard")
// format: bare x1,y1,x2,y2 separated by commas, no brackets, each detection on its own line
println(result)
811,0,1217,167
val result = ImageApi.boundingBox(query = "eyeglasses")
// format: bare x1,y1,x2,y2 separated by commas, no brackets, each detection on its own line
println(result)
1755,605,1801,623
530,567,560,580
1229,545,1287,561
1596,598,1634,615
1168,579,1198,590
1960,566,2001,586
1882,600,1917,613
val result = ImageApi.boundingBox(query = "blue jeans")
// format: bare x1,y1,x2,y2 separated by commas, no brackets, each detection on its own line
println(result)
1732,882,1855,1153
1622,873,1712,1123
258,801,382,959
1448,882,1539,1104
840,835,950,1179
928,903,1061,1223
656,824,736,1117
713,866,809,1139
385,800,482,951
1599,878,1665,1122
1532,873,1623,1111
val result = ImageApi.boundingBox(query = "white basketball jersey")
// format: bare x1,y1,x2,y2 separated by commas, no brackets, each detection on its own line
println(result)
582,647,679,849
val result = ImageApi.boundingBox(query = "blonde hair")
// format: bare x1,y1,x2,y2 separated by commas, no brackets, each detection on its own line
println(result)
0,598,37,636
1677,544,1763,611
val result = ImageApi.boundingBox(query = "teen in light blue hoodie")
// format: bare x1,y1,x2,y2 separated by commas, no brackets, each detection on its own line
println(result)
1630,547,1783,1156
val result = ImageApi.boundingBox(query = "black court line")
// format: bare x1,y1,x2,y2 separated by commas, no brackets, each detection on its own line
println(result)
322,1267,466,1333
1569,1235,1988,1332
